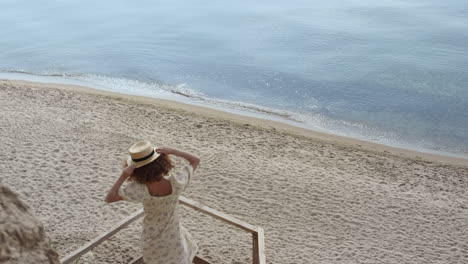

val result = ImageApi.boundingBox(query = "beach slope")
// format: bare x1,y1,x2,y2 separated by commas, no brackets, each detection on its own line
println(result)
0,80,467,263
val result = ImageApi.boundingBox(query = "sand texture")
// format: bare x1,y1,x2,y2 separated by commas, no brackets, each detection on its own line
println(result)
0,80,467,264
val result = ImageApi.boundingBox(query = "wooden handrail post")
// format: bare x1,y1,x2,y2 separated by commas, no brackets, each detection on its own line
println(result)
252,231,259,264
257,227,266,264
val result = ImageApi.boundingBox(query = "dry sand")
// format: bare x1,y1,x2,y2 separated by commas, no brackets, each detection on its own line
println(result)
0,79,467,264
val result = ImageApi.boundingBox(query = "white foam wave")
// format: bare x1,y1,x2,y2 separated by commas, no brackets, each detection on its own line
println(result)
0,70,306,122
1,70,467,159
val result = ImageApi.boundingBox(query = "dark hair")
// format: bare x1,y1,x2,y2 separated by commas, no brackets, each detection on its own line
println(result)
129,154,174,183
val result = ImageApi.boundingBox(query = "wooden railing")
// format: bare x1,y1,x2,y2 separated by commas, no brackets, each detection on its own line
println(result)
179,196,266,264
60,196,266,264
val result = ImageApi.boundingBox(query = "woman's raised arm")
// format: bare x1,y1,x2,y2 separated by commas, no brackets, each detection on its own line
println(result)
104,164,135,203
156,147,200,170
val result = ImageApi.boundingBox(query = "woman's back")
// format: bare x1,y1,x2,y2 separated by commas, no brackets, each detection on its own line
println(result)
146,179,172,197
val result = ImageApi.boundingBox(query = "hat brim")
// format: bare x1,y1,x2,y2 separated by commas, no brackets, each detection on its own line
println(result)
127,147,160,168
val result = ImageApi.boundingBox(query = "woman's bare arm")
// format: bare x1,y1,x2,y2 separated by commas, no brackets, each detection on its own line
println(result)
105,164,135,203
156,147,200,170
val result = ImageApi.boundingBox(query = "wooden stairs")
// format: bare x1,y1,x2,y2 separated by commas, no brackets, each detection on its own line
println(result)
129,255,210,264
60,196,265,264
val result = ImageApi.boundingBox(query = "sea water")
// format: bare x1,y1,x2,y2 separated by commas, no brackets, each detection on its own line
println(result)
1,0,467,158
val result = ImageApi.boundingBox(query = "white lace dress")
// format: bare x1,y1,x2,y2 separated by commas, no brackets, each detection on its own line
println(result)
119,164,198,264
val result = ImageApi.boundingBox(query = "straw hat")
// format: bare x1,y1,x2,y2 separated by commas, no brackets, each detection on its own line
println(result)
127,140,160,168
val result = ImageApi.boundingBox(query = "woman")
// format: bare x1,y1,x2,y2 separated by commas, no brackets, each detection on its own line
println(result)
105,140,200,264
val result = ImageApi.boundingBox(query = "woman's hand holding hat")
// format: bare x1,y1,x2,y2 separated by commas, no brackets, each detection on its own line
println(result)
105,163,135,203
156,147,200,171
156,147,175,155
122,164,136,178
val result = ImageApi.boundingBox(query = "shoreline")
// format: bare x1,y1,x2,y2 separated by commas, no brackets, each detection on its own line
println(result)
2,78,467,167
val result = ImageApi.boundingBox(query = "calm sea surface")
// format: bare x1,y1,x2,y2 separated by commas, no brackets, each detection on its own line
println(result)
1,0,467,157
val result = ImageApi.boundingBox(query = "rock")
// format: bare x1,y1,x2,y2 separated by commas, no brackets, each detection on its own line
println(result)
0,184,59,264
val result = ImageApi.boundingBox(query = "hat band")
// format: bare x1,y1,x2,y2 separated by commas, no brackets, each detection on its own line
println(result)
132,150,155,162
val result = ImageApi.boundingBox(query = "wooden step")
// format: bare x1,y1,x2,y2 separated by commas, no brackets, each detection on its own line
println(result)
129,255,210,264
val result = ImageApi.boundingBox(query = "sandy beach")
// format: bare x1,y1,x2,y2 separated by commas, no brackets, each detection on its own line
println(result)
1,79,467,264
